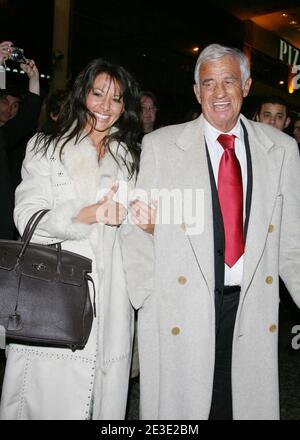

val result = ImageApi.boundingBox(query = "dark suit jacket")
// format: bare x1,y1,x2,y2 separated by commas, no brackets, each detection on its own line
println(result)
0,91,41,238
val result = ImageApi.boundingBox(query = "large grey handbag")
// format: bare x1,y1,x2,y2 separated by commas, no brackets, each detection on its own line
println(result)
0,209,96,351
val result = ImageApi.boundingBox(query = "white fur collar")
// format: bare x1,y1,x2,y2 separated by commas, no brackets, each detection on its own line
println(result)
61,135,126,205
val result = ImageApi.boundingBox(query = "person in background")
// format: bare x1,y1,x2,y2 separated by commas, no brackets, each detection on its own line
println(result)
0,57,141,420
254,95,291,132
0,40,41,239
140,90,159,138
292,115,300,152
39,88,69,134
121,43,300,420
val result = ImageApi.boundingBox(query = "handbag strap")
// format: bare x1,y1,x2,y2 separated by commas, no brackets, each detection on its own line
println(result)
86,274,97,318
21,209,50,240
18,209,50,260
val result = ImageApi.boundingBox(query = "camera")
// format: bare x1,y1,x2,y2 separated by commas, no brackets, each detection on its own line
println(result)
10,46,27,64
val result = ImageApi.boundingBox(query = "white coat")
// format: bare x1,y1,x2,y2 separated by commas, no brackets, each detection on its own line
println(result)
120,114,300,420
0,133,135,420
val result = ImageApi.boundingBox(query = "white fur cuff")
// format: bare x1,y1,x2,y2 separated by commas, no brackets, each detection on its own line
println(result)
45,199,93,240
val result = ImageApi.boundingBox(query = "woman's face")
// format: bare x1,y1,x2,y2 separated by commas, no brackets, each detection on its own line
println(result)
86,73,124,135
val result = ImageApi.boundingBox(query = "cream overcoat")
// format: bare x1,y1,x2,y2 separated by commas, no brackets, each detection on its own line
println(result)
120,114,300,420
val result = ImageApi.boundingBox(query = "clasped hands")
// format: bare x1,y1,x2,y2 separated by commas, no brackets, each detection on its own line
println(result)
75,183,157,234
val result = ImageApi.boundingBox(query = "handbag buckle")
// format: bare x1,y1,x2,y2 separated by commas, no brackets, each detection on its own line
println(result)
32,262,47,272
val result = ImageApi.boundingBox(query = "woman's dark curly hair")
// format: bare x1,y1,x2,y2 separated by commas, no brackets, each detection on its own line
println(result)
34,58,142,179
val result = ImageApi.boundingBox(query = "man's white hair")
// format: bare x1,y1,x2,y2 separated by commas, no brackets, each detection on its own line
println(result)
194,43,251,89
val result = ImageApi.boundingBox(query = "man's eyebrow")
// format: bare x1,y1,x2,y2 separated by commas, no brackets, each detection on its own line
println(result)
201,78,214,84
223,75,237,80
263,111,284,116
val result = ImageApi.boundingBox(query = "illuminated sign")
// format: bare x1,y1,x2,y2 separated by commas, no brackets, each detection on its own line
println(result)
279,39,299,66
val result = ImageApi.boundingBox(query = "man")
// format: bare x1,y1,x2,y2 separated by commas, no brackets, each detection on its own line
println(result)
0,90,21,126
121,43,300,420
255,95,291,132
0,40,41,239
293,116,300,151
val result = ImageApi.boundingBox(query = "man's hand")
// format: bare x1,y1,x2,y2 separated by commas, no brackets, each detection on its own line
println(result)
130,199,157,234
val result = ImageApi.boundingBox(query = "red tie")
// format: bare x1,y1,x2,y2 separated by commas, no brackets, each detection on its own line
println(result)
217,134,244,267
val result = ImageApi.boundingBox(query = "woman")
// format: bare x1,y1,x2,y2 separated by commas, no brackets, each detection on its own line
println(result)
139,90,159,142
0,58,141,420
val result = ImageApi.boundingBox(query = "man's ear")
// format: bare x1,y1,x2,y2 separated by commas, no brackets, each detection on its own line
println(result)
193,83,201,105
284,116,291,129
243,77,252,98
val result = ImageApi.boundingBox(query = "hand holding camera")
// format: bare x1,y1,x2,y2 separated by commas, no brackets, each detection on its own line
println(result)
10,46,27,64
0,41,28,65
0,41,13,65
0,40,40,96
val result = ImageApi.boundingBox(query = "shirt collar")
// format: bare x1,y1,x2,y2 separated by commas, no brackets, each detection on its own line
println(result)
203,117,242,144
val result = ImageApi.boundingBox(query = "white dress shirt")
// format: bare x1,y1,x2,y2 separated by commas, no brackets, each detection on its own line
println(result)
204,118,247,286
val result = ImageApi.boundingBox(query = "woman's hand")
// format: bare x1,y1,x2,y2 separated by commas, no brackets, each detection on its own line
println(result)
130,199,157,234
74,184,127,226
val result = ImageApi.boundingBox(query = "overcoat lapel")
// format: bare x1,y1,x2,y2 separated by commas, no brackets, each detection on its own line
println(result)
165,115,215,296
240,116,284,297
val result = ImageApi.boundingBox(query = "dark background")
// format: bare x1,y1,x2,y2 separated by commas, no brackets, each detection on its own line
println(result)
0,0,299,125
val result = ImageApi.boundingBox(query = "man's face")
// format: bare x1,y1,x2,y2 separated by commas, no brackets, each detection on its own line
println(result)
194,55,251,132
293,120,300,143
256,103,290,131
0,94,20,126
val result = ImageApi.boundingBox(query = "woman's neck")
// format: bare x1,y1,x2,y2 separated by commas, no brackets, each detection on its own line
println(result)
89,129,107,149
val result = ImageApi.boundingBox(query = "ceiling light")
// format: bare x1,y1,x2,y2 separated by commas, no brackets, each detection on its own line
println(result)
279,80,285,85
289,20,297,25
192,46,199,53
281,13,288,18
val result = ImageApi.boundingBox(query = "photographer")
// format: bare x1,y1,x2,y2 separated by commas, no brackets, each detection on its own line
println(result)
0,40,42,239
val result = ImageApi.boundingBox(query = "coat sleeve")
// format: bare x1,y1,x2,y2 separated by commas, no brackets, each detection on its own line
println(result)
279,139,300,308
14,137,92,244
119,136,157,310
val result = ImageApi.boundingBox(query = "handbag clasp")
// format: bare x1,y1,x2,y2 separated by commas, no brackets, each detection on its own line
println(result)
32,263,47,272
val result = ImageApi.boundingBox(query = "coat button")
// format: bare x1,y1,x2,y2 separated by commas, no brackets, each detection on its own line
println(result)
269,324,277,333
178,276,187,285
266,276,273,284
268,224,274,233
171,327,180,336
